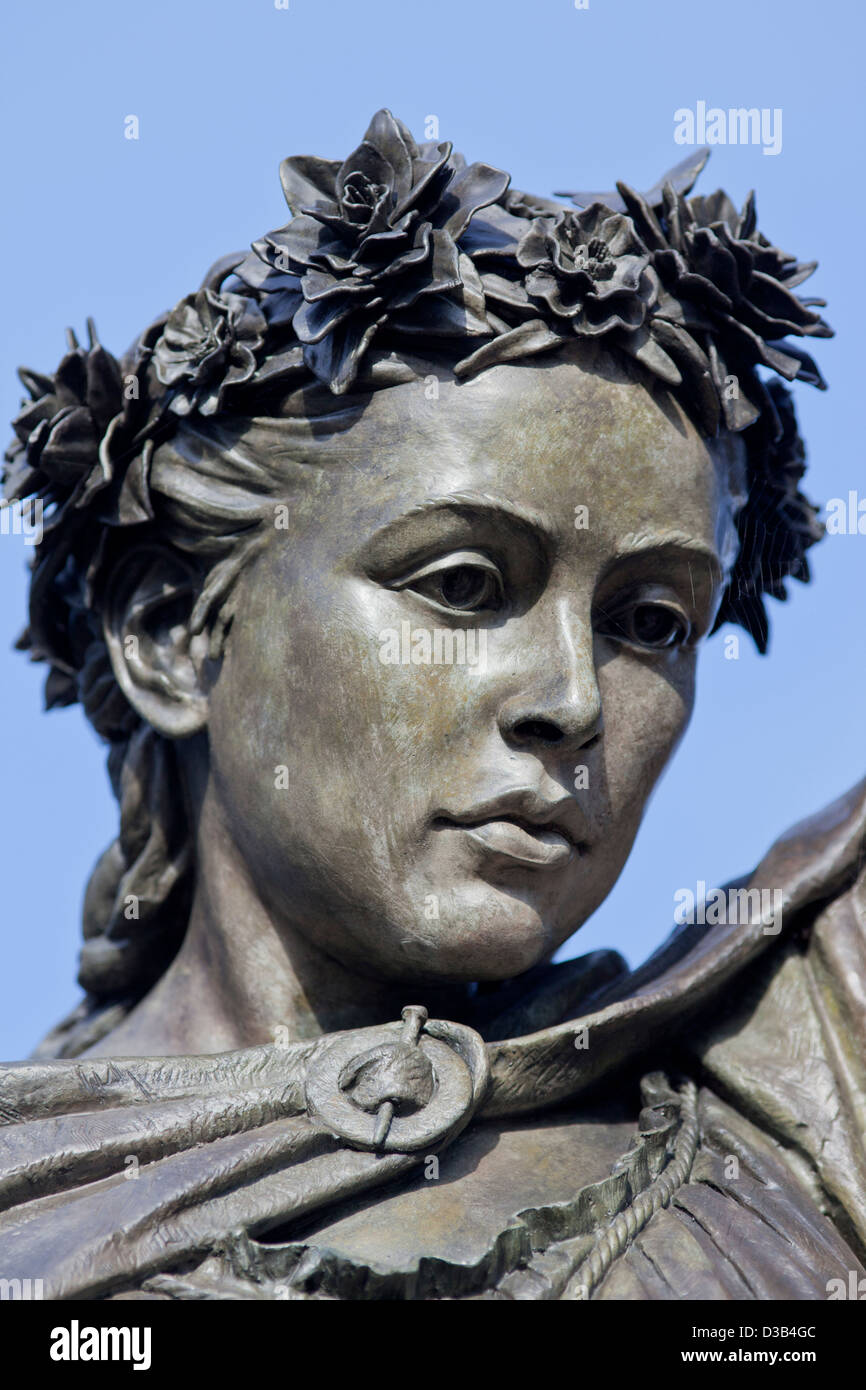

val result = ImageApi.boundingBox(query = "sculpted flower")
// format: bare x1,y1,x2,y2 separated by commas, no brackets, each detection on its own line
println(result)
238,108,509,393
658,188,828,341
4,320,122,505
153,288,266,416
515,204,656,336
614,178,832,428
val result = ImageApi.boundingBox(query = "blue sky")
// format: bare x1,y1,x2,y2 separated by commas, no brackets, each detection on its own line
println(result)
1,0,863,1057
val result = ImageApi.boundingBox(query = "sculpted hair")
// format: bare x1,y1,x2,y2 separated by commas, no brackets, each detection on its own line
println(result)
3,110,830,1054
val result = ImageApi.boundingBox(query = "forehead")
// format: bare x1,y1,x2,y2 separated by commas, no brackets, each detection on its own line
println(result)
307,348,742,567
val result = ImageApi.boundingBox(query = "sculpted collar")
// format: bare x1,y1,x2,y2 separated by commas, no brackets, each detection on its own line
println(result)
2,777,864,1299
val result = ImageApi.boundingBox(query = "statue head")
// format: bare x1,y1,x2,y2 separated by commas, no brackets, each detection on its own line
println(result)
4,111,829,1052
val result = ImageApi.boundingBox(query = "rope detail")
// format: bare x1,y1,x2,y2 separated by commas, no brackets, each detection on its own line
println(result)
564,1078,699,1299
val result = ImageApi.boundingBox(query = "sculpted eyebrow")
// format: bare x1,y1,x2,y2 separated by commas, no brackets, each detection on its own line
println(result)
609,531,722,575
366,493,557,553
617,530,722,563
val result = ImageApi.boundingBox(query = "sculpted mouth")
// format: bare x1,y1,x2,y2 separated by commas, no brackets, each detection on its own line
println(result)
433,812,584,870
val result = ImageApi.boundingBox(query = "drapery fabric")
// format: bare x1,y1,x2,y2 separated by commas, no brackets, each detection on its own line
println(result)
1,779,864,1300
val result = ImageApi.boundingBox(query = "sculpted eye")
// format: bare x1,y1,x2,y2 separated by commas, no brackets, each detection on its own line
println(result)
394,552,505,614
433,565,500,612
600,601,691,650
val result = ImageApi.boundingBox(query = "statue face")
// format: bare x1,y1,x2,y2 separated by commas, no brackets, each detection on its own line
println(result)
203,348,743,984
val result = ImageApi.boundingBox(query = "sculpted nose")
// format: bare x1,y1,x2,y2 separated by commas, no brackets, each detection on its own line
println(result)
497,602,602,753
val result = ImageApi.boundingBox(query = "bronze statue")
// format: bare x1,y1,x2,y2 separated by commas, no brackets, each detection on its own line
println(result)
2,110,863,1301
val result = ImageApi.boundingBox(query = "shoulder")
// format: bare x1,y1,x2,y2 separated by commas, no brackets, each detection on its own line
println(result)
690,776,866,1250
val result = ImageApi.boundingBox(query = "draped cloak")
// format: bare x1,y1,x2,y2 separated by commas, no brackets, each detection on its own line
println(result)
1,779,864,1301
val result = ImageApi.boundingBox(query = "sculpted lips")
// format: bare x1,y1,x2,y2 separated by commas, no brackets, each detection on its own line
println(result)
434,789,586,871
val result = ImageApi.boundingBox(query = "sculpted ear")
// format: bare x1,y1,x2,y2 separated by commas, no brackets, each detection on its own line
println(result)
102,546,211,738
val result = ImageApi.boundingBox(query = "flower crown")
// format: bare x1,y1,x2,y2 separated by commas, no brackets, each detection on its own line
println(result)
4,107,831,681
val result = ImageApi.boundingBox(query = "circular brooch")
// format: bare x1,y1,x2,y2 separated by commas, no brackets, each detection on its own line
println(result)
304,1006,488,1153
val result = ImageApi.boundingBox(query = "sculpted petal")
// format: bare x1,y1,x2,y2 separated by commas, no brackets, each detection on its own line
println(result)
279,153,342,215
436,161,511,239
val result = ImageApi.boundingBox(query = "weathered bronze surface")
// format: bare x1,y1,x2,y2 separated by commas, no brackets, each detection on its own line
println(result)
2,111,861,1301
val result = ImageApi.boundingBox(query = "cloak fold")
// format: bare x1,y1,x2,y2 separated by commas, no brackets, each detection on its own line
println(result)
2,778,864,1300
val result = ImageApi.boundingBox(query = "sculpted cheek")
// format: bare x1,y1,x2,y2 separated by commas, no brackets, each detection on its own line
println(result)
597,653,695,815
